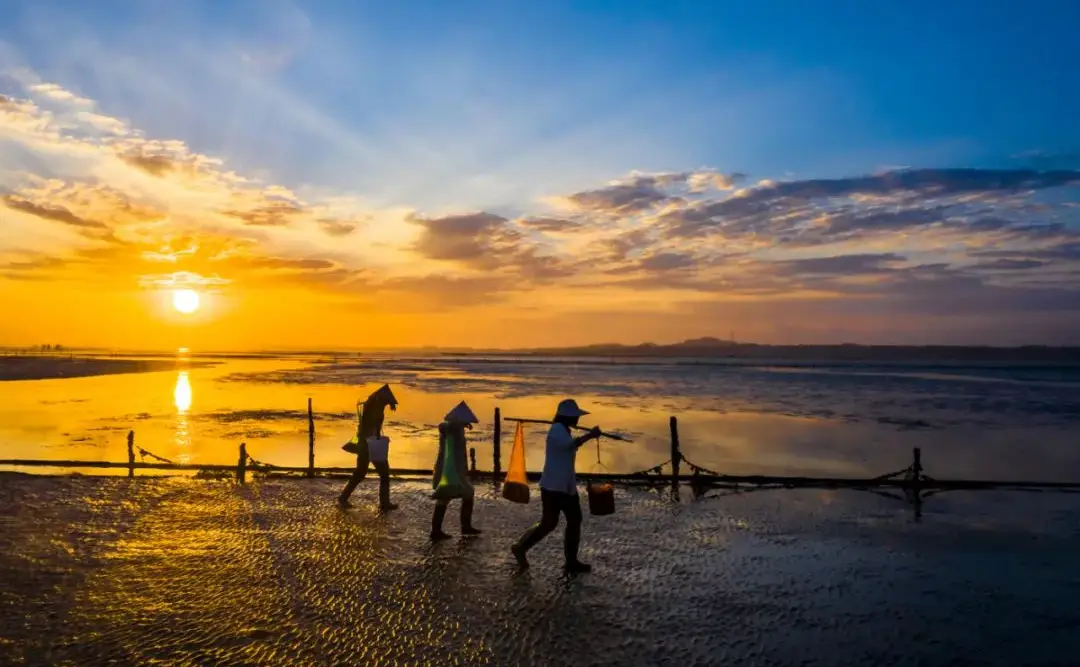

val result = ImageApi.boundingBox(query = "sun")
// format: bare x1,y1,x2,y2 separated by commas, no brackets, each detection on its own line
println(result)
172,289,201,314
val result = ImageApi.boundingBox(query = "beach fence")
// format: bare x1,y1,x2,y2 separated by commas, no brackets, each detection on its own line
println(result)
3,402,1080,518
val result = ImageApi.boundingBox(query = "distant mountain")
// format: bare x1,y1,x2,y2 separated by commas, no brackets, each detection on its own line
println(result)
497,338,1080,363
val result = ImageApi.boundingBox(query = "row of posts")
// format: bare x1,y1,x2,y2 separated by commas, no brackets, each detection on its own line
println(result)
122,404,688,486
124,404,925,502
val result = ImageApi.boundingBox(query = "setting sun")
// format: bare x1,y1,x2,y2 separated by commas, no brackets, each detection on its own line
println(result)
172,289,201,314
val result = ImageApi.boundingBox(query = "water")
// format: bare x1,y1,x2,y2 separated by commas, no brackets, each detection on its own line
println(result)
2,354,1079,481
2,355,1080,664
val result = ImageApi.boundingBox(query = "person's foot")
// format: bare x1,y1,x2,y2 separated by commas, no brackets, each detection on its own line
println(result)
564,560,592,574
461,526,482,536
511,544,529,568
379,502,399,512
430,530,451,541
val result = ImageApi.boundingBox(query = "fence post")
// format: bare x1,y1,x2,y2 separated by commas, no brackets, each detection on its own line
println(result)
911,447,922,482
670,416,681,500
127,430,135,478
492,407,502,484
237,442,247,484
469,447,477,476
307,398,315,478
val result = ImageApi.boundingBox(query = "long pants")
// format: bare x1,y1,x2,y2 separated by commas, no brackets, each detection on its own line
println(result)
339,459,391,506
515,489,582,563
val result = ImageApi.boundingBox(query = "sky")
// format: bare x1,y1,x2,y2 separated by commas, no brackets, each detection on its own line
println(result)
2,0,1080,350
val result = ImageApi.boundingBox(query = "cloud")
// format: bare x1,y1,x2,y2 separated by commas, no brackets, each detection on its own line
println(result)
3,64,1080,344
772,253,907,276
2,195,107,229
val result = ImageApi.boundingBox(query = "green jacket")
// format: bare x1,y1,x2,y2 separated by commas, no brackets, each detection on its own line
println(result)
433,422,471,490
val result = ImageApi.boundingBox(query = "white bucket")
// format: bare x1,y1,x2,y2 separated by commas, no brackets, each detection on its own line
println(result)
367,436,390,463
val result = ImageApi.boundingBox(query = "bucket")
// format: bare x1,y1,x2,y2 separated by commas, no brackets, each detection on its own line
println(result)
367,436,390,463
502,481,530,504
586,481,615,516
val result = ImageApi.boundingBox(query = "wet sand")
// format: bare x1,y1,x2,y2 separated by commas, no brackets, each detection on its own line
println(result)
1,475,1078,666
0,355,213,382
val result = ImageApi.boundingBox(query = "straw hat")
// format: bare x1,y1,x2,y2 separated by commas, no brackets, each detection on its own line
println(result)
555,398,589,417
444,401,479,424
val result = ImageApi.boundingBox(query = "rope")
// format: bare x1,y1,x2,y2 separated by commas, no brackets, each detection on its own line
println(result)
247,454,276,472
682,456,722,477
136,447,175,465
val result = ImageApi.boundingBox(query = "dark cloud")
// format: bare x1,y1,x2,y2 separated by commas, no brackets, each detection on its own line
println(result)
601,228,653,261
317,219,356,237
639,252,697,272
971,258,1048,271
2,195,107,229
224,200,302,227
773,253,906,276
563,173,676,214
660,168,1080,240
409,212,572,284
518,217,581,233
244,257,336,270
120,153,177,177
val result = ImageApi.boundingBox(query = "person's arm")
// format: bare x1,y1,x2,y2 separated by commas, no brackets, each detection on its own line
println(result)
571,426,602,449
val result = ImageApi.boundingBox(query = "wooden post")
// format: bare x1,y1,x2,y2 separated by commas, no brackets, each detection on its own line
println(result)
469,447,477,475
307,398,315,478
237,442,247,484
492,407,502,483
127,430,135,478
670,416,681,501
912,447,922,482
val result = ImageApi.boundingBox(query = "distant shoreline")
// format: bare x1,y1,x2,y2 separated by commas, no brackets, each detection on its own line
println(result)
0,356,217,382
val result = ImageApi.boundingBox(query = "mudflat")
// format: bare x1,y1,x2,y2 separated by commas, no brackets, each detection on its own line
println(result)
0,355,213,382
1,476,1078,666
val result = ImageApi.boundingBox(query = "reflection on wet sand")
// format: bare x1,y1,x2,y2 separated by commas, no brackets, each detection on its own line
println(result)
173,371,192,463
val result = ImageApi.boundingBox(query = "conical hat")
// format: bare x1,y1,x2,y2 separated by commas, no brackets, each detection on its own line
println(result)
444,401,479,424
369,384,398,406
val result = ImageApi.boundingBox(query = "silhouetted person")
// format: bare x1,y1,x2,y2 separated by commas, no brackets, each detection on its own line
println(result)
431,401,482,540
512,399,601,574
338,384,398,511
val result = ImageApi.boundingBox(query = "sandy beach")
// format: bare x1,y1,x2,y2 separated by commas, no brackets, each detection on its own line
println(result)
1,475,1078,666
0,355,214,382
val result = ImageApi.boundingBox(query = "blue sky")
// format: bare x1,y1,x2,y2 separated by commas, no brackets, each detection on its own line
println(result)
6,0,1078,210
2,0,1080,347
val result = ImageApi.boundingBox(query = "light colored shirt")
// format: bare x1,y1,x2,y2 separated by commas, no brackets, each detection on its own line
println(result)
540,423,578,494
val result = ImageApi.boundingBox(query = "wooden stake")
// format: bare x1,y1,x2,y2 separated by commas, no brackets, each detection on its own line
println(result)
307,398,315,478
493,407,502,483
469,447,477,474
670,416,681,500
237,442,247,484
127,430,135,478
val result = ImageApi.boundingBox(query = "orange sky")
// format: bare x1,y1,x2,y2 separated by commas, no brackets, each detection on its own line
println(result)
3,54,1079,349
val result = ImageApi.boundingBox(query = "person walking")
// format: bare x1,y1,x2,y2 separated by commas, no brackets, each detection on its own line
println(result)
338,384,399,511
511,399,601,573
430,401,482,540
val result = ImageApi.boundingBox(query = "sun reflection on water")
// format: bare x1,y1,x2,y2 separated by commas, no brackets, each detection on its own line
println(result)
174,372,192,463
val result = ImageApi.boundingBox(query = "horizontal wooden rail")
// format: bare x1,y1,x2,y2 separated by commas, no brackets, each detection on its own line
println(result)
3,458,1079,492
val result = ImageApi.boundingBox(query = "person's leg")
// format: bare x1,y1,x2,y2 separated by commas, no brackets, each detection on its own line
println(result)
512,490,561,567
374,459,397,511
431,498,451,540
337,456,368,506
460,486,480,536
562,494,590,573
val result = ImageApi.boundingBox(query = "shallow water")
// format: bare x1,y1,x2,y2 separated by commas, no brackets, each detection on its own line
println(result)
1,355,1079,482
1,476,1078,666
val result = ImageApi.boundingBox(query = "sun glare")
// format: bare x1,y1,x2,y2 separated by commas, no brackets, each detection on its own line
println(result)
172,289,201,314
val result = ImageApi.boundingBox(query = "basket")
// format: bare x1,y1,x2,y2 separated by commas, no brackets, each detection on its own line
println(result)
502,481,530,504
501,422,530,504
367,436,390,463
586,481,615,516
